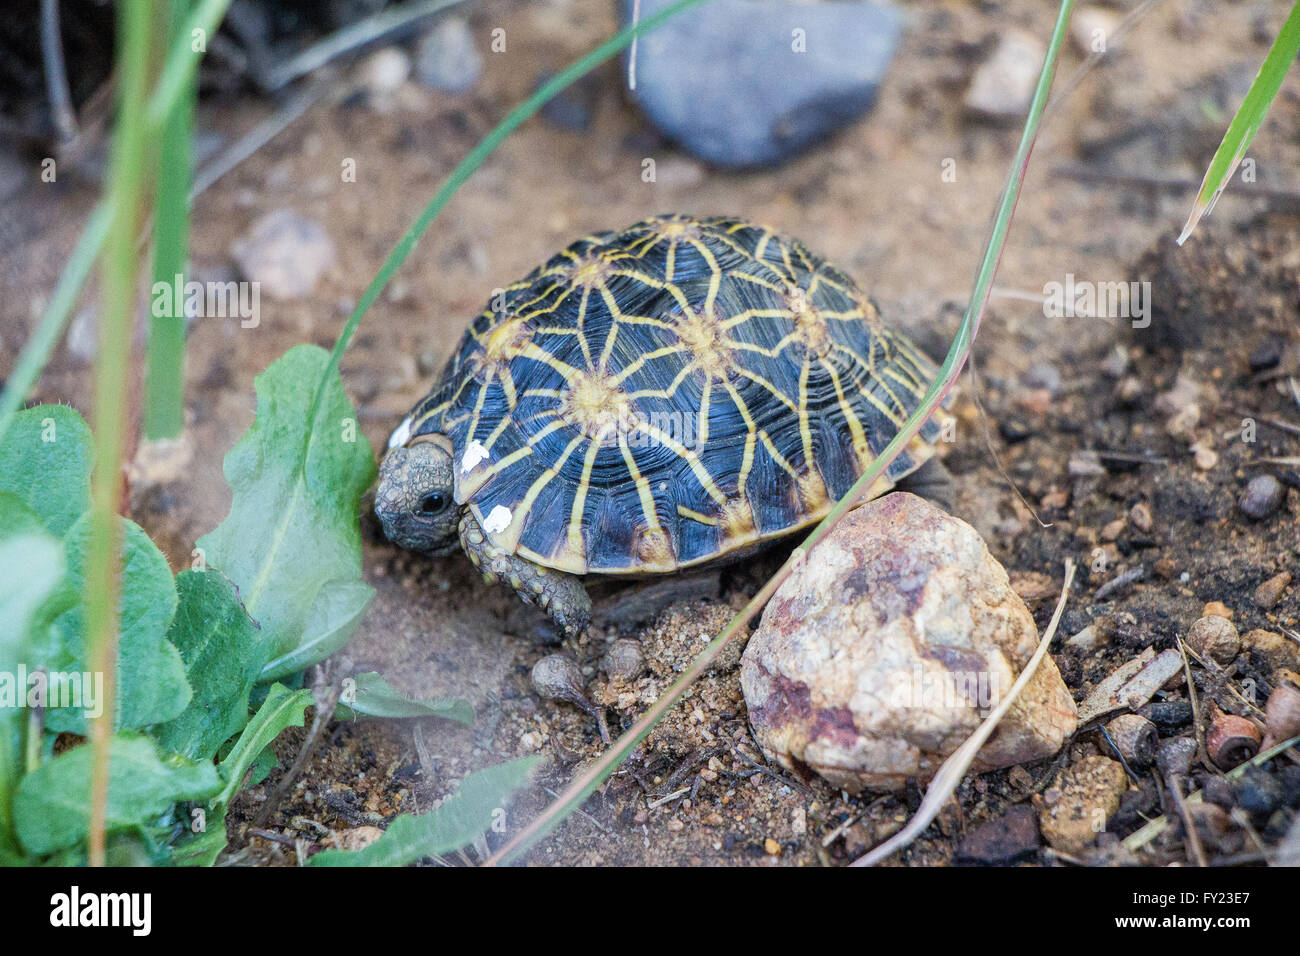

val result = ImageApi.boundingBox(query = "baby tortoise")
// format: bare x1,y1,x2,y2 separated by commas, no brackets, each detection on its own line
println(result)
376,215,953,636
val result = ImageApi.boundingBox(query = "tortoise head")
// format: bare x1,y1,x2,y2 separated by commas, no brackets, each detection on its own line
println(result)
375,431,459,554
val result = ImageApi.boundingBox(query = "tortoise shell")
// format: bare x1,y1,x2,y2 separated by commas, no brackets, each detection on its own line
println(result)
395,215,949,576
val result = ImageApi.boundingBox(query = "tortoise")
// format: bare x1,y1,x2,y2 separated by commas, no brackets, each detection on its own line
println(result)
375,215,953,637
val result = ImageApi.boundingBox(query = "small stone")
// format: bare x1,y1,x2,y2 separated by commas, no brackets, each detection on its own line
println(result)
1248,337,1283,372
415,16,483,92
1101,518,1125,542
331,825,385,852
1038,756,1128,855
1242,629,1300,672
231,209,336,300
1070,7,1121,55
537,71,601,132
1192,444,1218,471
1022,361,1062,396
1240,474,1285,520
622,0,901,167
1202,601,1233,619
764,837,781,856
955,804,1041,864
1254,571,1292,611
966,29,1046,120
1233,765,1282,818
358,47,411,97
1128,502,1154,533
601,638,645,681
740,493,1077,792
1184,615,1240,665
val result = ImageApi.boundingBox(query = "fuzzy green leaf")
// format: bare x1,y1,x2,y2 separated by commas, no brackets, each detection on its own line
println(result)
335,671,473,724
170,825,228,867
45,514,190,733
153,569,263,760
0,510,68,858
0,405,92,537
214,682,313,809
197,345,376,674
258,579,372,683
12,732,220,855
310,757,539,867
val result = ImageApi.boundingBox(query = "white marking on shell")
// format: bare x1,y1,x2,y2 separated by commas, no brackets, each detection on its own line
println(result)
387,416,413,450
461,439,490,473
483,505,512,534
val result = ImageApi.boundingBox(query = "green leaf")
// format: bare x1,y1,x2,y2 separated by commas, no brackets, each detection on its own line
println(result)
0,405,92,536
309,757,539,867
215,683,313,809
0,517,66,669
258,579,372,683
153,569,263,760
44,514,191,733
12,732,220,855
170,825,228,867
0,511,67,859
1179,3,1300,243
197,345,376,673
334,672,473,724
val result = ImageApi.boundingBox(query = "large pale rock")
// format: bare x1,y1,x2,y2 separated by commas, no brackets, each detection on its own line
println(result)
740,492,1077,792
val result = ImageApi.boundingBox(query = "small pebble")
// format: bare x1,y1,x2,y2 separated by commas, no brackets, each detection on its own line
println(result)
1248,337,1283,372
415,16,483,92
1128,501,1154,533
1240,474,1285,520
1184,615,1240,665
1254,571,1292,611
966,29,1045,120
231,209,336,300
1037,756,1128,855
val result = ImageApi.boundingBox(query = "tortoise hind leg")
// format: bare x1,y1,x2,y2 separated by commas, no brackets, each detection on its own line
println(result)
895,457,955,512
459,510,592,638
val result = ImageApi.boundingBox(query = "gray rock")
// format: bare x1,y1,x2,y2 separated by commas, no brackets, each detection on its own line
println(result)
620,0,902,167
1240,474,1285,520
415,16,483,92
965,29,1045,120
231,209,336,301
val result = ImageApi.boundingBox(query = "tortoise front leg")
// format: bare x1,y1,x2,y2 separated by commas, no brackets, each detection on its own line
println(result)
459,509,592,638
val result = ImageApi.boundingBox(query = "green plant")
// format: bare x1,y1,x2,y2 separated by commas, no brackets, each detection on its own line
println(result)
1179,2,1300,243
0,356,529,864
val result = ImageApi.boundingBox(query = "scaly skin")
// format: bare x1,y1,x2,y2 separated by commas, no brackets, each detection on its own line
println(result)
458,509,592,637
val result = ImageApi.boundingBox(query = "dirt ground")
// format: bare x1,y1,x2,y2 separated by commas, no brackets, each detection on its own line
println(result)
4,0,1299,865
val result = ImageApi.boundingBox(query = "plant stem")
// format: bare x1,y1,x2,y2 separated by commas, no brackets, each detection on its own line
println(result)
484,0,1078,867
145,0,197,440
85,0,158,867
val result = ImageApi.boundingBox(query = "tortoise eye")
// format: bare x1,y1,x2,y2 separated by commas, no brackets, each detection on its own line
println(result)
417,492,449,516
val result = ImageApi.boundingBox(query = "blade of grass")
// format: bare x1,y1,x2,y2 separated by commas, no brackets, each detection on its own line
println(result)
484,0,1078,867
302,0,710,444
1177,1,1300,244
144,0,198,440
85,0,159,867
0,0,230,442
145,0,233,130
